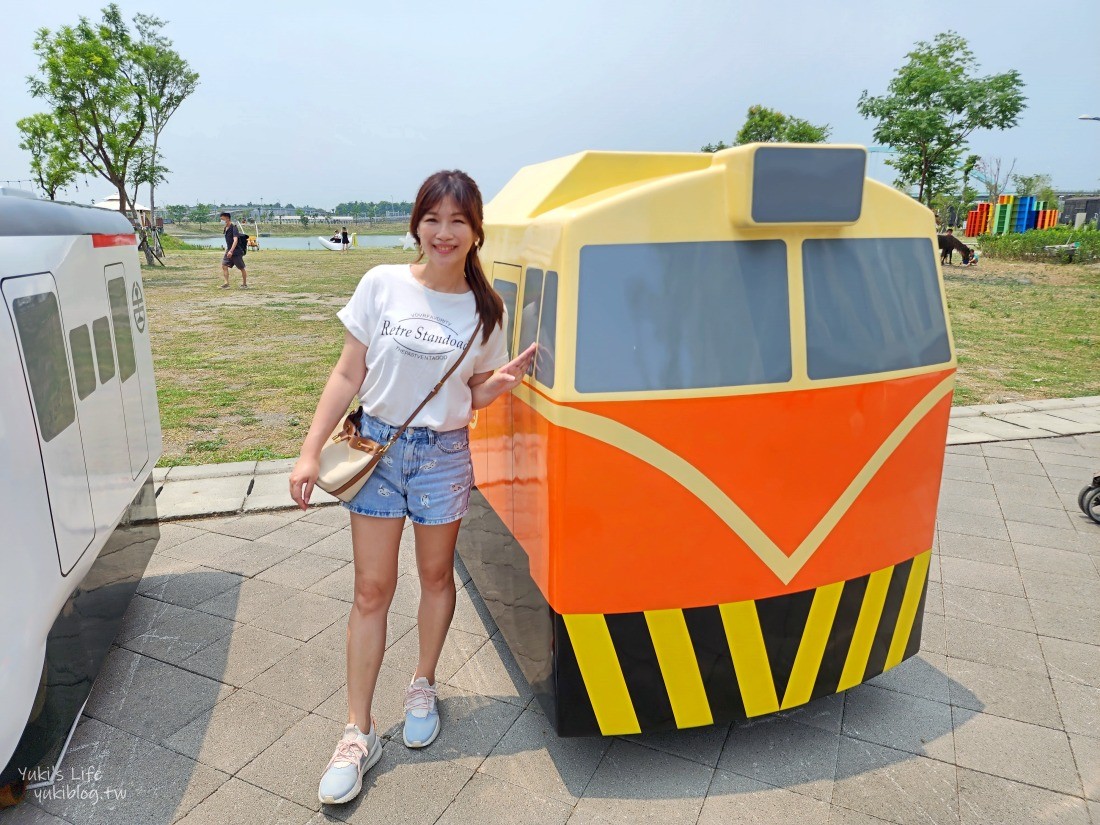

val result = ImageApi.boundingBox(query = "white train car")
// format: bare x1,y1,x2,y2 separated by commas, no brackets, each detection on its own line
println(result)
0,190,161,804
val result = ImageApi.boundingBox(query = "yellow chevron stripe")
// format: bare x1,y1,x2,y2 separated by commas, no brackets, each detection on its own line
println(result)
884,551,932,670
836,566,894,692
562,614,640,735
644,609,714,728
514,374,954,584
718,600,779,716
780,580,845,709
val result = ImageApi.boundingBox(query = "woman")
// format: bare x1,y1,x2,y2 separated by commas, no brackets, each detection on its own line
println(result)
289,170,536,806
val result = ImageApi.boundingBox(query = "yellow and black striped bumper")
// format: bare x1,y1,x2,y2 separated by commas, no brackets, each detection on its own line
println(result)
553,551,930,735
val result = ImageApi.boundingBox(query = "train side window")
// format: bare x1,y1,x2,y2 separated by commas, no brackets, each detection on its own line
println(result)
92,316,116,383
576,241,791,392
517,268,543,373
535,271,557,387
803,238,951,379
11,293,76,442
69,325,97,400
492,279,518,358
106,276,136,382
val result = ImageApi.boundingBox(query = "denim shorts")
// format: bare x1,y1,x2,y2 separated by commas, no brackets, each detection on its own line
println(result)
341,412,473,526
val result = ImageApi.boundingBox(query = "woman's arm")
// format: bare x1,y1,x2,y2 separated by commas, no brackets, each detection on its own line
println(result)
289,331,368,508
469,343,538,409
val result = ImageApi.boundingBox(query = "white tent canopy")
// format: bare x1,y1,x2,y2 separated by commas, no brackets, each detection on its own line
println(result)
93,195,150,213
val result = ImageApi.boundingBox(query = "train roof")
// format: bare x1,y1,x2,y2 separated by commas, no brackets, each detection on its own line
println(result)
0,191,134,237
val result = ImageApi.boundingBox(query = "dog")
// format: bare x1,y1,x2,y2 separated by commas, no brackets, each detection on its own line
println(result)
937,233,973,265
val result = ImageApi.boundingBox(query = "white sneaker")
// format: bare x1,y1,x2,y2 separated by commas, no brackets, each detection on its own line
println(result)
317,720,382,804
402,677,440,748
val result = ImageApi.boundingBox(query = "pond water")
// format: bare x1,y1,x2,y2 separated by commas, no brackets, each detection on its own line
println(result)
185,235,405,250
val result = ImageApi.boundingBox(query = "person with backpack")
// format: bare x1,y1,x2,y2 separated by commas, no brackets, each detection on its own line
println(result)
219,211,249,289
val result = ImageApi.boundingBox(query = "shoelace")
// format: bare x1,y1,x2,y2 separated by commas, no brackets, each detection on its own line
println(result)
404,683,436,715
328,734,371,769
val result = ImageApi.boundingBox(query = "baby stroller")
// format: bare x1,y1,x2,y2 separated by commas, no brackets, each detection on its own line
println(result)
1079,474,1100,524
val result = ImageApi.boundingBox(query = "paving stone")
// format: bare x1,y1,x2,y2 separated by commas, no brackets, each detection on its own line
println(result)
952,708,1081,795
956,767,1090,825
720,716,838,802
312,662,407,733
257,553,347,591
480,708,611,805
245,642,348,712
309,610,415,656
570,739,713,825
299,504,352,529
940,557,1025,598
996,483,1068,511
940,464,994,485
29,717,229,825
398,683,522,771
944,443,986,455
448,632,534,708
622,722,731,769
1051,679,1100,738
942,452,988,469
1007,502,1078,530
1006,520,1095,553
436,773,571,825
832,737,958,825
84,647,232,744
255,458,300,475
300,527,354,563
1013,542,1099,578
985,456,1049,477
242,472,301,513
0,804,71,824
1029,598,1100,646
195,577,300,623
1021,568,1100,609
826,807,900,825
868,652,950,705
936,496,1003,522
952,417,1053,440
841,683,954,763
920,611,946,657
250,591,348,642
934,509,1010,542
182,622,303,687
256,520,342,551
981,443,1039,461
1041,637,1100,687
935,532,1016,567
1070,732,1100,802
384,624,489,683
164,688,307,774
162,530,296,577
941,583,1035,633
137,560,243,609
237,713,340,812
698,769,832,824
193,511,301,540
156,521,208,551
157,476,251,519
119,596,238,667
946,428,995,445
1034,448,1100,469
947,657,1062,729
938,478,998,502
307,563,354,601
169,461,258,480
174,776,317,825
451,581,499,636
945,617,1046,675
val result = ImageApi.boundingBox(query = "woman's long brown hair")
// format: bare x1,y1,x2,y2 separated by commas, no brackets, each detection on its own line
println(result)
410,170,503,344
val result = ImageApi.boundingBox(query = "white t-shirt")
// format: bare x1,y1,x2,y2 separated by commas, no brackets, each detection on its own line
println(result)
337,264,510,431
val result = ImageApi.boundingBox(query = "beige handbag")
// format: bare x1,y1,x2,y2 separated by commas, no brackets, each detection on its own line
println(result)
315,320,482,502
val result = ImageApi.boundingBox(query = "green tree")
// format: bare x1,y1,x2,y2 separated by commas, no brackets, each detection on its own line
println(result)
26,5,149,214
131,12,198,223
857,31,1027,206
702,105,829,152
16,112,83,199
1011,172,1058,206
187,202,213,226
164,204,188,224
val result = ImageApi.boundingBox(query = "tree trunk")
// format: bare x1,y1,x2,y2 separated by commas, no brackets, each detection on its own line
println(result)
148,134,159,229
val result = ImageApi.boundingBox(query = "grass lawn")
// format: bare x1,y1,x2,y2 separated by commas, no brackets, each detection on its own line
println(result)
144,250,1100,466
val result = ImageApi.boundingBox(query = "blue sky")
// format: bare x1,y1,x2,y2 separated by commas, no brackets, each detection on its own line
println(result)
2,0,1097,208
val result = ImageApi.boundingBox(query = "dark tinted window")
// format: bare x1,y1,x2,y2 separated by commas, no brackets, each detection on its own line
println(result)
493,279,518,359
577,241,791,392
752,147,865,223
69,324,97,400
517,268,543,374
536,271,557,387
107,276,136,381
803,238,951,379
92,316,116,383
12,292,76,441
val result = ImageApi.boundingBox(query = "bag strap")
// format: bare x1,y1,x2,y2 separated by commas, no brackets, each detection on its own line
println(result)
379,318,483,450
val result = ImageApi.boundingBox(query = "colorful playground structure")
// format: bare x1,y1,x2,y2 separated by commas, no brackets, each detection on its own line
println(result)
963,195,1059,237
459,144,955,736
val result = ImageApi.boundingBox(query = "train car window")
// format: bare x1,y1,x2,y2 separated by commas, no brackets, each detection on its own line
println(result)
535,271,557,387
92,316,116,383
106,276,136,382
69,325,97,400
492,279,518,358
803,238,951,379
752,147,864,224
11,293,76,442
517,268,543,374
576,241,791,392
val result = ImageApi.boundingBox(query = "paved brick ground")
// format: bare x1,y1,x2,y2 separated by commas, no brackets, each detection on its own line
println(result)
3,434,1099,825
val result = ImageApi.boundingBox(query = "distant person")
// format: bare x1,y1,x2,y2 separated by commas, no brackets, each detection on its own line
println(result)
219,211,248,288
341,226,350,251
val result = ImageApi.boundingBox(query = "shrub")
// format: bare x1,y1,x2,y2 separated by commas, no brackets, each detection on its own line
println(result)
976,226,1099,262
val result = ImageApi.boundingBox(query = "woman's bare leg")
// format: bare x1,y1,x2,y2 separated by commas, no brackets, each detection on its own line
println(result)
411,520,462,684
346,513,404,729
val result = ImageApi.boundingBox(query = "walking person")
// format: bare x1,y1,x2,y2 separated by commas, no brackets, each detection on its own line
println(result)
219,211,248,288
341,225,350,251
289,170,537,806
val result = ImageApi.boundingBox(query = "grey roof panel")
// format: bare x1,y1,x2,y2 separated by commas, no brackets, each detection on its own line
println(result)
0,194,135,237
